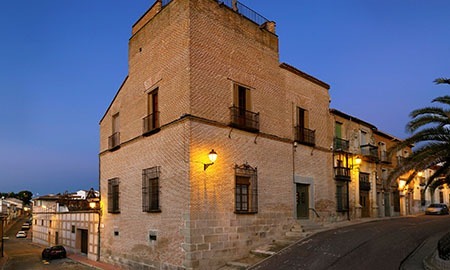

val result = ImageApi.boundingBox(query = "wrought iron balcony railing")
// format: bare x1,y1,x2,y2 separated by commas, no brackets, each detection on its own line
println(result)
229,106,260,132
143,112,160,135
360,144,379,161
108,132,120,151
333,138,349,152
162,0,269,26
334,166,351,181
295,126,315,146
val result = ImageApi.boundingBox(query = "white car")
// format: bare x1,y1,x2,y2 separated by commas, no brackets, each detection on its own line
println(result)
16,231,27,238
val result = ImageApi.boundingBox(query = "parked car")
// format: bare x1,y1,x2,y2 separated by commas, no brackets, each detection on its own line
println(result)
21,223,30,230
42,245,67,260
425,203,449,215
16,231,27,238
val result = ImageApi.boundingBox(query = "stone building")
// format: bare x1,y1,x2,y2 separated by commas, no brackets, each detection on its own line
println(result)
330,109,413,219
32,190,100,261
99,0,334,269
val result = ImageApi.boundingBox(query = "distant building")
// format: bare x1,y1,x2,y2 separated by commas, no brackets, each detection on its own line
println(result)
32,189,100,261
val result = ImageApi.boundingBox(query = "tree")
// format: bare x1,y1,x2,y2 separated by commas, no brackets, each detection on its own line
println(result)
388,78,450,191
17,190,33,205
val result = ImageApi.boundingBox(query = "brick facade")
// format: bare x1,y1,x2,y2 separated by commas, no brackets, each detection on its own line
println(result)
99,0,338,269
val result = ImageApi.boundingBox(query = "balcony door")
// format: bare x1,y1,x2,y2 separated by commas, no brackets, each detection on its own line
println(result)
296,184,309,219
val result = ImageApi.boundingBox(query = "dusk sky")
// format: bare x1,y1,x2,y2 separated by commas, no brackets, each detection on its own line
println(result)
0,1,449,196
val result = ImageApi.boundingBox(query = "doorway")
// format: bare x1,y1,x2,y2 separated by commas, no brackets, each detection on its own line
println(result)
360,191,370,217
296,184,309,219
79,229,88,254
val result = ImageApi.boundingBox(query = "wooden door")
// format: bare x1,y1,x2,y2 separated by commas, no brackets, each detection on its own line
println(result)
296,184,309,219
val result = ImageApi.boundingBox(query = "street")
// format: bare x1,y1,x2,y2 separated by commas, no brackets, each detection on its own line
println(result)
251,215,450,270
3,216,96,270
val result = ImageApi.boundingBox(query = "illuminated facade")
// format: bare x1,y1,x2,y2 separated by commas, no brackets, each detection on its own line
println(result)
99,0,334,269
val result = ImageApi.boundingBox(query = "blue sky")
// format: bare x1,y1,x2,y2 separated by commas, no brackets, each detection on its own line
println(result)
0,0,449,195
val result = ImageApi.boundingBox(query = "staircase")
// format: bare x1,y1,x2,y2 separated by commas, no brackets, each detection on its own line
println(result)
286,219,324,238
219,220,325,269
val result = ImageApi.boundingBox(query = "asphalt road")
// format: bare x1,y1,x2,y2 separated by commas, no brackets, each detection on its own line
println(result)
3,216,96,270
250,215,450,270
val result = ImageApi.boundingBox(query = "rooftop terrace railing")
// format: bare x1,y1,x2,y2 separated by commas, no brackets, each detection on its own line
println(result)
161,0,269,26
219,0,269,25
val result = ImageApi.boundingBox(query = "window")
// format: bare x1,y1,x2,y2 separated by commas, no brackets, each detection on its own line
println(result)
230,84,259,132
336,181,349,212
440,192,444,203
142,166,161,212
359,172,371,191
360,130,367,146
143,89,160,135
295,107,315,146
335,122,342,139
108,178,120,213
235,164,257,213
109,113,120,150
71,225,75,233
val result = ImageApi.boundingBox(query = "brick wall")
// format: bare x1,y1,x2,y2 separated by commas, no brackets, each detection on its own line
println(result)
99,0,333,269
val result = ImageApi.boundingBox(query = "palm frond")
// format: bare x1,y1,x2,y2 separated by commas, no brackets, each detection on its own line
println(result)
434,78,450,85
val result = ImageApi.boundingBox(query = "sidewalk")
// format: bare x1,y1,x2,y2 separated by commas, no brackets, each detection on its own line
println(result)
67,253,120,270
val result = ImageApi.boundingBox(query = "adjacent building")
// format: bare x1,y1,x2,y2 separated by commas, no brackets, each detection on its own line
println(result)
32,190,100,261
331,109,413,220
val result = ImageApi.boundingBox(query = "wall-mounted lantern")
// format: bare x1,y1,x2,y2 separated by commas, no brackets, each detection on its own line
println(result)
351,155,362,169
204,149,218,171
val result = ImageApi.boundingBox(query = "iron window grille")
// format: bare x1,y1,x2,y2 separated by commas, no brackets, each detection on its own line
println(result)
235,163,258,214
142,166,161,212
107,178,120,213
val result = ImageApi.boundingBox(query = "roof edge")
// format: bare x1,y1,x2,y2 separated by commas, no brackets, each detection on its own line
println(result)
99,76,129,124
280,62,330,90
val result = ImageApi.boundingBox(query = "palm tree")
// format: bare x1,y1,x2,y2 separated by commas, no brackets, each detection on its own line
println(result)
388,78,450,191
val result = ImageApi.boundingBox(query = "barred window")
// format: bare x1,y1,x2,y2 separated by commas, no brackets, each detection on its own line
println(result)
235,164,257,214
108,178,120,213
142,166,161,212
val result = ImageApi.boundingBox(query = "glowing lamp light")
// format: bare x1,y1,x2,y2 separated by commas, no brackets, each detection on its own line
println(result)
354,156,362,165
399,179,406,190
204,149,218,170
89,201,97,209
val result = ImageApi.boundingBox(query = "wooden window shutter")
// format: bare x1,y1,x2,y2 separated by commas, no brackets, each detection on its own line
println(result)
233,84,239,107
245,88,252,111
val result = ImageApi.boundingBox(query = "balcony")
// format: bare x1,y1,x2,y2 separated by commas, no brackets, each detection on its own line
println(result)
108,132,120,151
360,144,379,162
230,106,260,133
333,138,349,152
334,166,351,181
295,126,315,146
143,112,160,136
359,180,371,191
379,151,390,163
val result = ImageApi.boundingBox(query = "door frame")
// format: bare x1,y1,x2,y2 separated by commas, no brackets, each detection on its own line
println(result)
294,176,314,219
